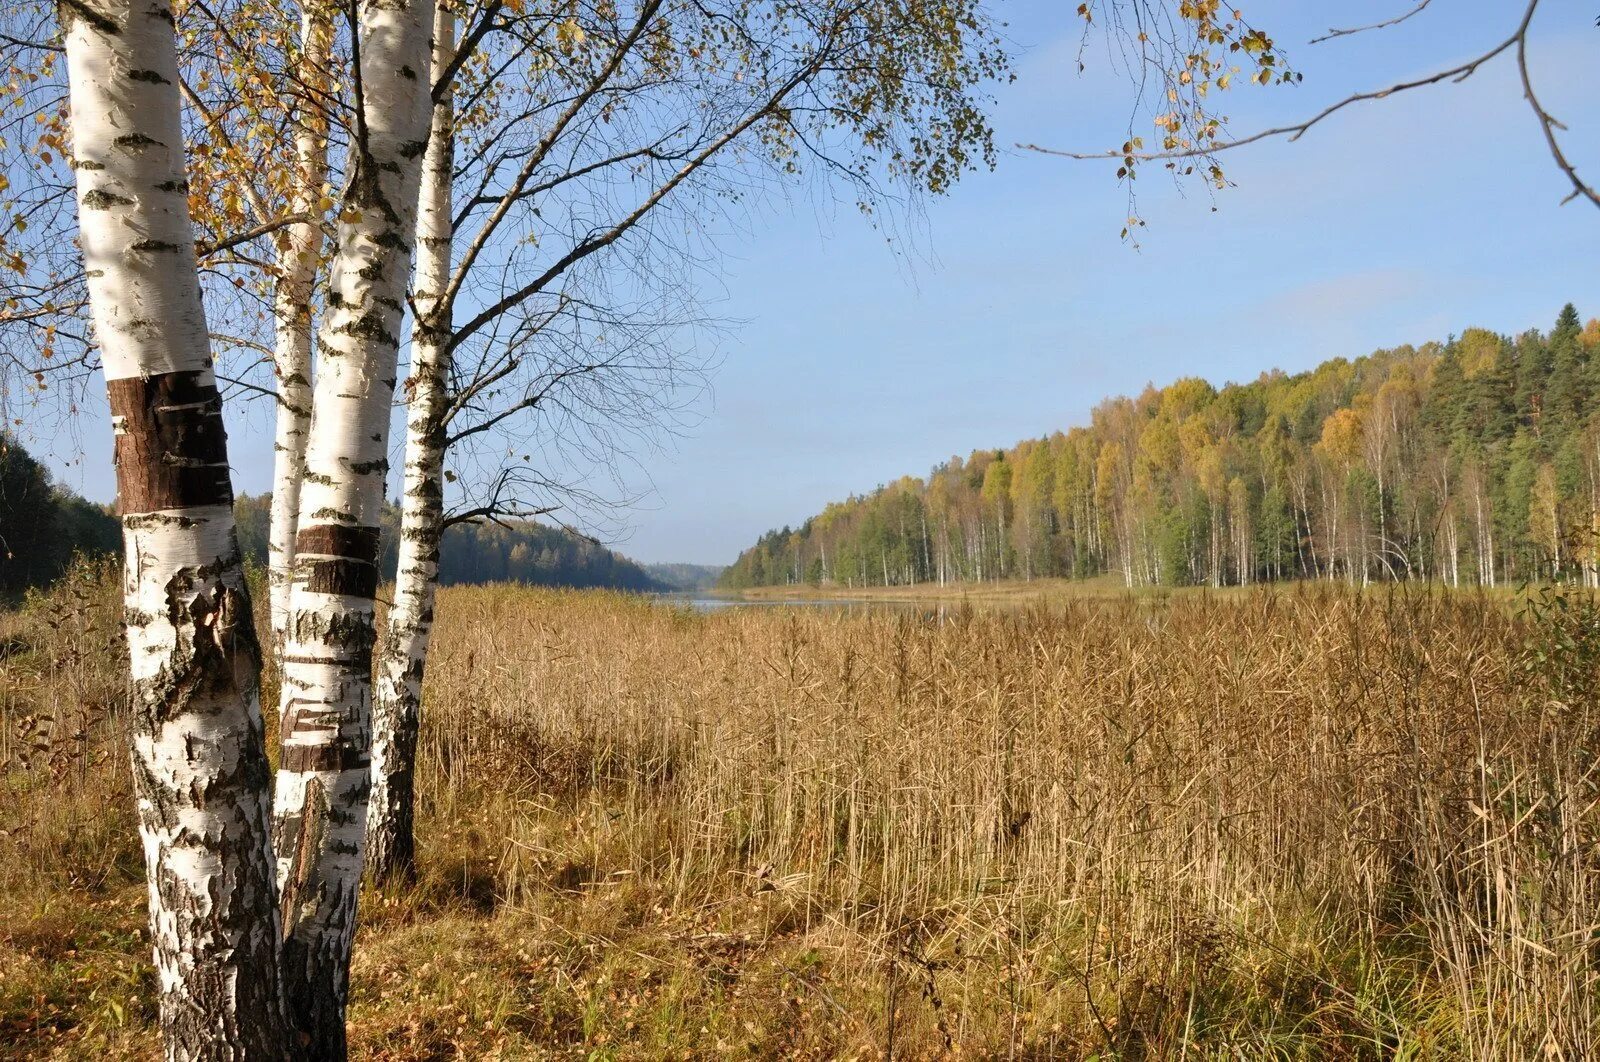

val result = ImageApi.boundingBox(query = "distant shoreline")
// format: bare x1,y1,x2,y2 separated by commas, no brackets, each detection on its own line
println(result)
723,574,1173,604
719,575,1534,605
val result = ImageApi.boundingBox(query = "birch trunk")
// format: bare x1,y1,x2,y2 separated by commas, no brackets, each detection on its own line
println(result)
62,0,287,1054
368,5,454,884
273,0,434,1049
267,4,334,650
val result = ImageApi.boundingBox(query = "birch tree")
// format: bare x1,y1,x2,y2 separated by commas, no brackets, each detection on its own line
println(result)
270,0,433,1048
266,3,335,649
360,0,1009,881
58,0,287,1053
367,1,454,879
1,0,338,388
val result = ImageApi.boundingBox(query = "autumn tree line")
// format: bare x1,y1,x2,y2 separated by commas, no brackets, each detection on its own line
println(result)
0,444,661,598
235,493,663,592
723,305,1600,592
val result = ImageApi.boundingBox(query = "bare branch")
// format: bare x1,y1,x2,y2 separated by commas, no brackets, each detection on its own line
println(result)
440,0,666,324
433,0,504,104
448,58,818,355
196,212,317,258
1309,0,1432,45
1516,22,1600,209
440,504,558,531
1022,25,1520,161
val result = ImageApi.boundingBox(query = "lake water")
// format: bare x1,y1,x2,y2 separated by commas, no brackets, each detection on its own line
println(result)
653,593,874,611
651,592,952,616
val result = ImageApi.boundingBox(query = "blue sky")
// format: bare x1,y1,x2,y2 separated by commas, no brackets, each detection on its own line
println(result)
29,0,1600,565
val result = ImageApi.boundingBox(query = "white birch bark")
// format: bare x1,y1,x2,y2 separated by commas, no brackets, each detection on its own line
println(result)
61,0,287,1054
272,0,434,1049
367,4,453,883
267,4,334,650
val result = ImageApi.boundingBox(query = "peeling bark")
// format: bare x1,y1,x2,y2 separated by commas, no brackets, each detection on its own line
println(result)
272,0,435,1050
62,0,288,1055
368,4,454,885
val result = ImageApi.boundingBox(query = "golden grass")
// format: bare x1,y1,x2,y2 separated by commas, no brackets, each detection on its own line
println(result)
4,563,1600,1057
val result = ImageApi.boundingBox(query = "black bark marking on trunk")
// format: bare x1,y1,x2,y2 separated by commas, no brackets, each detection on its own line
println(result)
333,311,398,348
280,884,356,1061
294,524,381,599
295,523,379,561
280,742,369,772
281,775,325,927
286,608,376,652
107,371,231,515
304,558,378,598
279,776,342,1056
124,511,199,530
80,187,131,208
56,0,120,36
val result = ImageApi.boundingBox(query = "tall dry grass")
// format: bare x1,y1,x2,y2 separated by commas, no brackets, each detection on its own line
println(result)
4,564,1600,1057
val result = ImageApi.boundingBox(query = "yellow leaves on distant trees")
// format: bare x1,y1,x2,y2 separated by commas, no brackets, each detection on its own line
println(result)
1318,408,1365,467
1579,319,1600,352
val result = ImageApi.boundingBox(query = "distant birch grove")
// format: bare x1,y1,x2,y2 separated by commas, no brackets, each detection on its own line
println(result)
722,308,1600,592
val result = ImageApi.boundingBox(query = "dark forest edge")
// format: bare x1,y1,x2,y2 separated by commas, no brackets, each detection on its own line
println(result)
238,495,668,592
0,436,119,598
0,437,683,597
641,562,727,592
723,304,1600,591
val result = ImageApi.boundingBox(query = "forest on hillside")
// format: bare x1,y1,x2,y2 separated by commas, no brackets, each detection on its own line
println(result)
723,305,1600,590
642,563,726,591
0,451,662,597
234,495,663,592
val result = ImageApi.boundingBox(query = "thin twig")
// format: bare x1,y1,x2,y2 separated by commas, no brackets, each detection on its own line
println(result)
1309,0,1432,45
1515,21,1600,208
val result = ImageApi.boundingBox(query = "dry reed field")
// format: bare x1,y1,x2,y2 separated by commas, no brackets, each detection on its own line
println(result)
5,562,1600,1058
